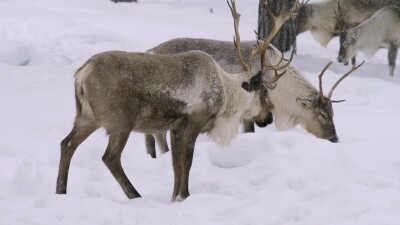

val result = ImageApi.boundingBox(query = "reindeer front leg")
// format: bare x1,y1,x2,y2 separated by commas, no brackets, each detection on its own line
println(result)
145,134,157,158
243,119,255,133
388,43,397,76
170,124,199,202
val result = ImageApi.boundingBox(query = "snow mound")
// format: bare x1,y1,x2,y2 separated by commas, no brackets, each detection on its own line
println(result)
0,39,30,66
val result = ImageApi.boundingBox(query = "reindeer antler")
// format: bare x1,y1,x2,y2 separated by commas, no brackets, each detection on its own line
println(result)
318,60,364,102
328,60,365,99
227,0,251,72
227,0,299,88
318,61,333,100
333,2,345,33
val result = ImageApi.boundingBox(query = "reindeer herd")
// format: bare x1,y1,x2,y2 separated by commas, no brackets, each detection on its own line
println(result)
56,0,394,201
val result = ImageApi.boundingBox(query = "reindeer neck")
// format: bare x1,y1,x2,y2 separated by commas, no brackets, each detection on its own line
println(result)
268,66,318,130
219,70,258,117
355,11,388,48
207,70,260,146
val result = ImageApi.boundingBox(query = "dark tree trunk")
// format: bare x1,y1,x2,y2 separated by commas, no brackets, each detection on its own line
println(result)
111,0,137,3
257,0,296,53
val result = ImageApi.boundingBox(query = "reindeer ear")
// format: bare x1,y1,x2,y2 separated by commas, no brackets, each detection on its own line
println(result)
332,99,346,103
296,98,313,109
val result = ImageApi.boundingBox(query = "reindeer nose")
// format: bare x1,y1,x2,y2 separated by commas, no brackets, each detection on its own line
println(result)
254,112,273,128
329,136,339,143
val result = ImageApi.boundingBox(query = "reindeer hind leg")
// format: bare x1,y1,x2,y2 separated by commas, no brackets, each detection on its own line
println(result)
56,117,98,195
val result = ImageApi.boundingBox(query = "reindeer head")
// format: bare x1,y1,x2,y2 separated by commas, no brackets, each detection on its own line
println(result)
333,3,360,64
296,61,364,142
228,0,298,128
337,28,360,63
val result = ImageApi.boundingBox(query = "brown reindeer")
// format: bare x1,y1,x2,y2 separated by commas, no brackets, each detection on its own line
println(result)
56,0,298,201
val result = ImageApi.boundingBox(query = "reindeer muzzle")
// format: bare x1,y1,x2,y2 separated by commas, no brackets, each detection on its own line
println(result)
337,55,345,63
329,136,339,143
254,112,273,128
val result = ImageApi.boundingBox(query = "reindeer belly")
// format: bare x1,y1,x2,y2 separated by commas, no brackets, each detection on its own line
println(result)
128,95,188,133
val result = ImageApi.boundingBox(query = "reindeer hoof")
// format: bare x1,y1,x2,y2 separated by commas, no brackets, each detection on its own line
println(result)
172,193,189,202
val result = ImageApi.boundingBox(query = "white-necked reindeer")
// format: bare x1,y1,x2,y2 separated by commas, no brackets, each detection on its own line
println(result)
145,37,364,158
56,0,299,202
338,6,400,76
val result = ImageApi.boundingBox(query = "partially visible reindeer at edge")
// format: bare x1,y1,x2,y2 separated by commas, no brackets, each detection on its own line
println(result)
338,6,400,76
296,0,400,65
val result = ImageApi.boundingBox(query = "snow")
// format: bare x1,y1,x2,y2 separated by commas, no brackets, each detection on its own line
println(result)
0,39,30,66
1,0,400,224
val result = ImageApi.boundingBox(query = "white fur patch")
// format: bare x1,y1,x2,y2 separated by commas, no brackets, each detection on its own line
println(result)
360,46,380,58
75,64,94,118
310,28,333,47
173,77,204,113
273,112,298,131
208,115,241,146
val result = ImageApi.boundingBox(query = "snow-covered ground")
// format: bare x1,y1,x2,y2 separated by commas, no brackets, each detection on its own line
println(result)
1,0,400,224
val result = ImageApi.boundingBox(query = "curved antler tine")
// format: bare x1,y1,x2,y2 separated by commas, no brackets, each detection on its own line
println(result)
264,82,277,90
318,61,333,99
328,60,365,99
332,99,346,103
227,0,250,72
337,2,342,16
262,43,296,73
279,44,296,69
264,69,287,85
332,2,345,32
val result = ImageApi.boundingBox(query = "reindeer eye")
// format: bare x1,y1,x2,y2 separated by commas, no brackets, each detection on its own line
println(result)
342,41,348,48
319,112,327,120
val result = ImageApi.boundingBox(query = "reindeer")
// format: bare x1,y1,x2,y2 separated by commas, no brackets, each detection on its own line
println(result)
338,6,400,76
145,37,364,158
56,0,299,201
296,0,399,47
